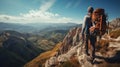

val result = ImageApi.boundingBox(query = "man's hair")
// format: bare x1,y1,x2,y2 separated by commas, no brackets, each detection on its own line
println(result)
87,6,94,13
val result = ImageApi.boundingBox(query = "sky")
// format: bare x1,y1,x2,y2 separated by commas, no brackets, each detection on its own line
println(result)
0,0,120,24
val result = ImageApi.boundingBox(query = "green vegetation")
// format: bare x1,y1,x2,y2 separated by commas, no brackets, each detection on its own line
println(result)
24,42,62,67
0,29,67,67
0,31,44,67
28,30,67,51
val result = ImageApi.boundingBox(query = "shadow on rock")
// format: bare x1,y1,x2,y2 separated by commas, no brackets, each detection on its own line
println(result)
95,51,120,63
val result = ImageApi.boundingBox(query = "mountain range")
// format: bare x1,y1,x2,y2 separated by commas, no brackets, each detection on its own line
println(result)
0,18,120,67
24,18,120,67
0,30,44,67
0,22,80,67
0,22,80,33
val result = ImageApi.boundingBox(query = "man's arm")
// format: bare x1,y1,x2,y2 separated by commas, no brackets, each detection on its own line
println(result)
80,16,88,42
81,16,87,35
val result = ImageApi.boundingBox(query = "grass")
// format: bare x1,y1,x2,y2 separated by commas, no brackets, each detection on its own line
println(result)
59,56,80,67
24,42,62,67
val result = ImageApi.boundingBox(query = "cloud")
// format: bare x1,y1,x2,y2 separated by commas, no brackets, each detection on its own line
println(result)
65,2,72,8
0,15,23,23
74,0,81,8
0,10,75,23
65,0,81,8
40,0,56,12
20,10,73,23
0,0,80,24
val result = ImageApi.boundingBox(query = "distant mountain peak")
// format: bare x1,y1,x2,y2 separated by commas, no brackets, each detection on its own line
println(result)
110,17,120,29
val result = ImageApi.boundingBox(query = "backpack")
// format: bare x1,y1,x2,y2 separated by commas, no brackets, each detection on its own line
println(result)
90,8,107,37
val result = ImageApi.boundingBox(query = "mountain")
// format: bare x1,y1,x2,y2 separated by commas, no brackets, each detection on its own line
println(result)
25,22,81,34
24,18,120,67
27,29,67,51
110,18,120,29
0,29,70,67
0,22,80,33
0,22,81,67
0,22,35,33
27,22,78,30
27,23,82,51
24,27,82,67
0,30,44,67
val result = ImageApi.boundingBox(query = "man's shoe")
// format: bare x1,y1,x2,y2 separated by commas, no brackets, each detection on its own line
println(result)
85,52,90,56
91,57,95,64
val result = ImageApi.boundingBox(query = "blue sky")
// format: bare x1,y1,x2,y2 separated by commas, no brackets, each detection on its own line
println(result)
0,0,120,24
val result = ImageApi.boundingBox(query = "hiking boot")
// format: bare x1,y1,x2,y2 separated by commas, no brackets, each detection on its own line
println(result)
86,54,95,63
85,51,90,56
90,57,95,64
87,53,90,56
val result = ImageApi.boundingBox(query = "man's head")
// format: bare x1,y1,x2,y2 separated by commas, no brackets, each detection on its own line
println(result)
87,6,94,13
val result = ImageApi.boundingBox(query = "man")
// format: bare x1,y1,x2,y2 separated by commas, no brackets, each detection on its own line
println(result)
81,6,96,62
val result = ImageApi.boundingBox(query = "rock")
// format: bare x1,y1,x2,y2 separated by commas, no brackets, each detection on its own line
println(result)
45,60,50,67
77,43,84,57
78,53,87,65
60,27,82,54
57,54,68,63
110,18,120,29
45,56,57,67
47,25,120,67
66,45,79,58
49,56,57,66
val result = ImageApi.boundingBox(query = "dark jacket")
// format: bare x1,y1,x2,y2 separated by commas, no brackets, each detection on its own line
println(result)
81,13,92,35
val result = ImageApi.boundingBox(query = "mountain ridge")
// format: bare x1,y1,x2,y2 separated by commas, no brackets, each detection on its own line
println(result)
24,18,120,67
0,30,44,67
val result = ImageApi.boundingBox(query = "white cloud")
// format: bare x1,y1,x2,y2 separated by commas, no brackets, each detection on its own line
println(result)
0,0,80,24
40,0,56,12
0,15,23,23
0,10,75,23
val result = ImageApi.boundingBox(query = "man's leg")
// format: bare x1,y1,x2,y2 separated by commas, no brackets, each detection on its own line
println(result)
82,34,85,43
90,35,96,60
85,35,90,56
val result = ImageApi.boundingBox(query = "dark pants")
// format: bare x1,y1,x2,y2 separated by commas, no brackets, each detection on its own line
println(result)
85,34,90,55
85,34,96,58
90,35,96,58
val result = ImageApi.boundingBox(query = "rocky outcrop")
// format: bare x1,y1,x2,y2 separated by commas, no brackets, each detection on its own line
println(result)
45,26,120,67
59,27,82,54
44,27,82,67
110,18,120,29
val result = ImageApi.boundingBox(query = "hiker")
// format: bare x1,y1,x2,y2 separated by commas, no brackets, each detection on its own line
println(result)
81,6,96,62
81,6,93,55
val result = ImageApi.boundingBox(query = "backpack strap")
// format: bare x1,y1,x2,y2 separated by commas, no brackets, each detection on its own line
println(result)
100,15,103,36
100,15,102,31
92,22,96,27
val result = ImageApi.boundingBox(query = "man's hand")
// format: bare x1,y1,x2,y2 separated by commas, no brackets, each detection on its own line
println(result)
89,26,95,33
